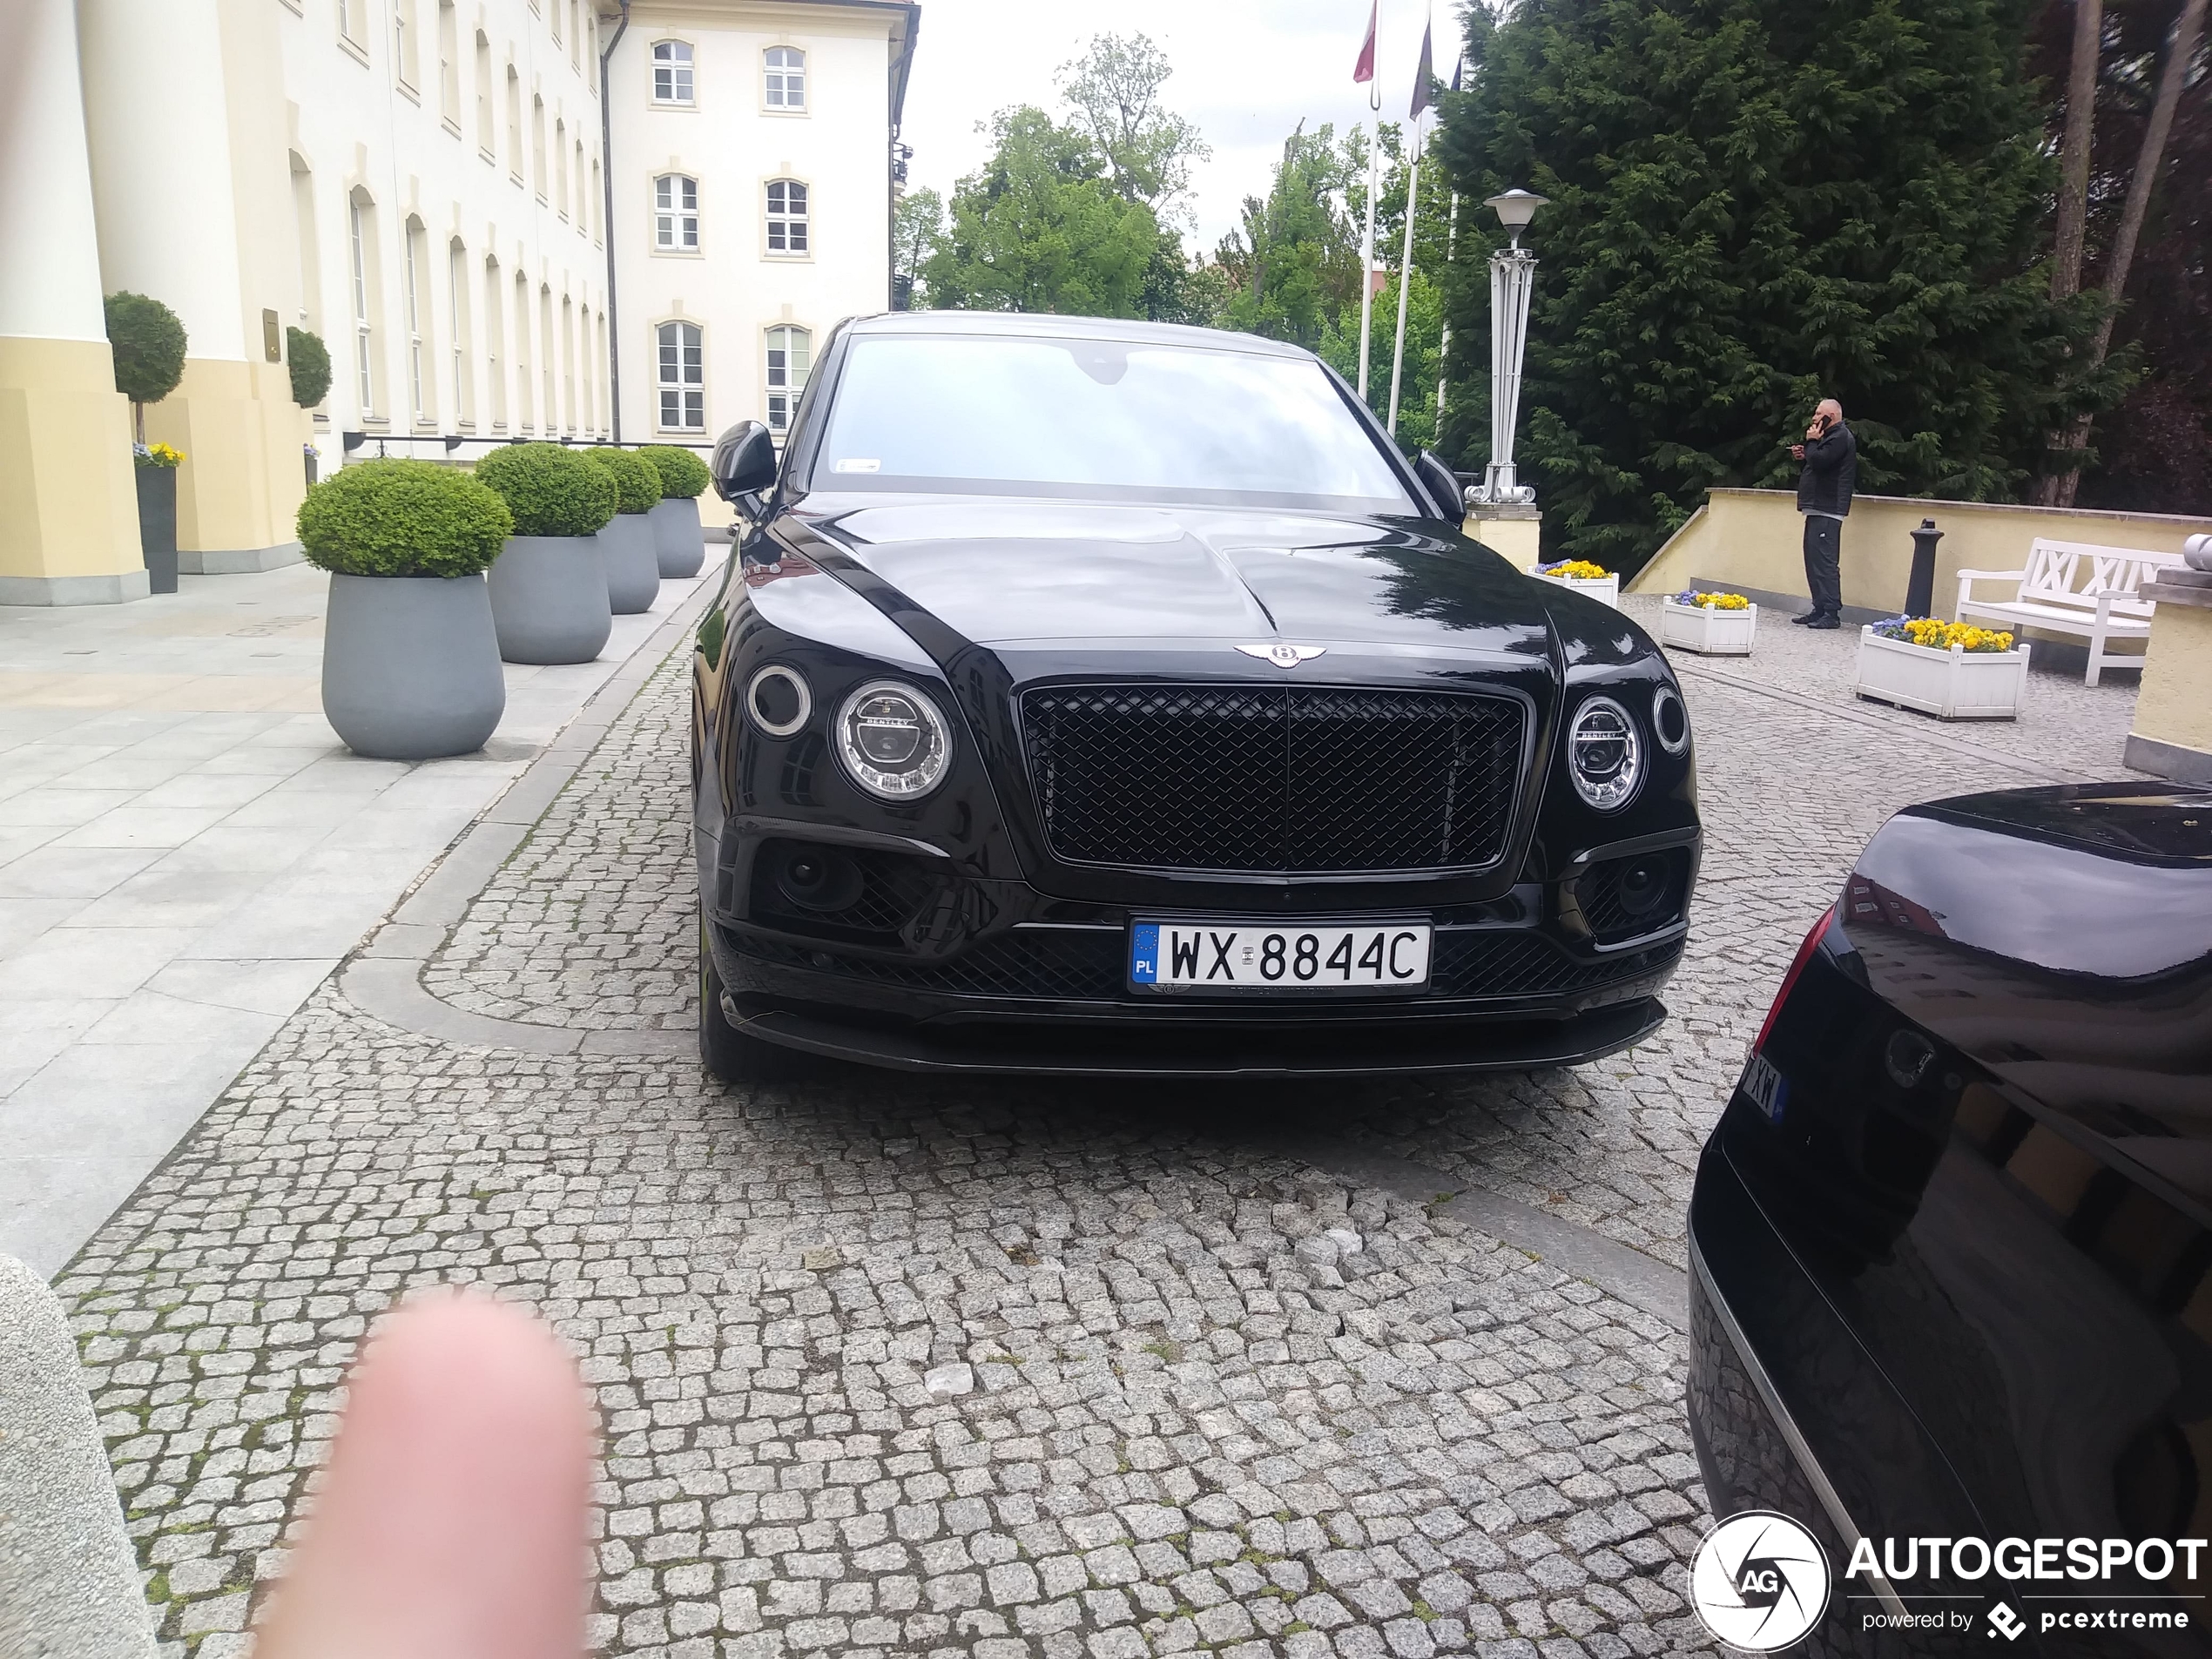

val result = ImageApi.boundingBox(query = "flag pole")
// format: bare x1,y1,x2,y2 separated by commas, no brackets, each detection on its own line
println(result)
1356,21,1380,399
1435,186,1459,429
1386,111,1421,437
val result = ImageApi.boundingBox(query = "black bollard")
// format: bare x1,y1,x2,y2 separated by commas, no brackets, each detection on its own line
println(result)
1905,518,1943,618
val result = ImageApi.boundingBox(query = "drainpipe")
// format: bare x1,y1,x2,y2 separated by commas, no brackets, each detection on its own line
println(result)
598,0,631,441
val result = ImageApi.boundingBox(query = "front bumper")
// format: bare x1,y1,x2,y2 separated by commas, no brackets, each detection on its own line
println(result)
707,910,1683,1076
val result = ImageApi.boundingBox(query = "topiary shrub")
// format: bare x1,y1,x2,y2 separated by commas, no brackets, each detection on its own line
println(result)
296,459,514,578
637,444,711,500
586,446,664,514
287,327,333,408
475,442,619,536
105,291,188,442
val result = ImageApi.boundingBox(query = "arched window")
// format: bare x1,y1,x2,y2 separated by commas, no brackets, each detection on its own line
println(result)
590,158,603,243
765,325,810,432
656,320,704,430
554,118,569,218
475,32,495,155
483,257,505,427
403,217,432,422
513,271,533,428
505,66,523,179
347,192,379,416
651,40,694,105
532,98,547,199
765,46,805,111
539,286,556,432
437,2,460,125
562,296,576,433
448,239,473,424
575,138,587,224
765,180,807,256
654,175,698,251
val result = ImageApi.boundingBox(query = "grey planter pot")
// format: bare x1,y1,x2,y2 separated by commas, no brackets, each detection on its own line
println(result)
649,495,706,578
487,535,612,664
321,571,505,759
135,466,178,595
597,513,661,614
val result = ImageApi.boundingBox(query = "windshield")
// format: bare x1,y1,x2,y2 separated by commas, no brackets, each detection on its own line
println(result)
807,333,1417,513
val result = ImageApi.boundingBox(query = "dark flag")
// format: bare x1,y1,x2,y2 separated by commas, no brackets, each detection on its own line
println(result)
1410,17,1435,118
1353,0,1378,84
1450,52,1465,93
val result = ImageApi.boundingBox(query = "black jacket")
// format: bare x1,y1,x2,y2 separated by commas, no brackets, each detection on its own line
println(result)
1796,421,1857,516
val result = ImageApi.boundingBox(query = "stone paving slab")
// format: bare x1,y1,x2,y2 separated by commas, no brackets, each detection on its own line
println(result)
51,599,2130,1658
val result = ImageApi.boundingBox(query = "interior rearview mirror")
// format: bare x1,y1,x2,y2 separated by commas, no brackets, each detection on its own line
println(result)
710,420,778,504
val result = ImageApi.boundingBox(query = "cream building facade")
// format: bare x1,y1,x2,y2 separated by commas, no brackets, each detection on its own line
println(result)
604,0,914,453
0,0,914,607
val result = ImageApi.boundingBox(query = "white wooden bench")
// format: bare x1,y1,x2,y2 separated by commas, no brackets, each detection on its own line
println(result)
1954,538,2185,685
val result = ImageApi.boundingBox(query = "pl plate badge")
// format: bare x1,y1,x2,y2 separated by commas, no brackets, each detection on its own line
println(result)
1690,1510,1831,1651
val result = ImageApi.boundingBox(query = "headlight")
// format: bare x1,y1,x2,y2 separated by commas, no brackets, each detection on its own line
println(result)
1651,683,1690,755
835,679,952,799
1568,695,1642,810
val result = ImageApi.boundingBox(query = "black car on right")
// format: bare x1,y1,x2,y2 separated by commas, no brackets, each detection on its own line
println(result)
1689,783,2212,1655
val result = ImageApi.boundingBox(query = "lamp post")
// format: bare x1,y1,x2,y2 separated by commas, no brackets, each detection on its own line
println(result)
1467,189,1547,508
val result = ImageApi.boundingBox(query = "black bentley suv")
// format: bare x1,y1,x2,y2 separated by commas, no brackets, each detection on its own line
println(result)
1689,784,2212,1653
691,312,1700,1080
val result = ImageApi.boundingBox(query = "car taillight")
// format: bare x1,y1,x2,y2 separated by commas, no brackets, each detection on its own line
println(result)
1753,906,1835,1055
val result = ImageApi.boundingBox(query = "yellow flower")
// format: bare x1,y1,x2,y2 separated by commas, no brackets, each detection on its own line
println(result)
1896,618,2014,653
1544,559,1610,580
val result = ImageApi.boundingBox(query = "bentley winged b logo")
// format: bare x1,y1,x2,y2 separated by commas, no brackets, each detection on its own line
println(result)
1237,643,1328,669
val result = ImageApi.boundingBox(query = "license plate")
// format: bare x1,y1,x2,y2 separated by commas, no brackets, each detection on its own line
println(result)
1741,1049,1789,1122
1130,921,1432,991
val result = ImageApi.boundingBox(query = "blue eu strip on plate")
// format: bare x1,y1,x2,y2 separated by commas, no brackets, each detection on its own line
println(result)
1130,924,1160,984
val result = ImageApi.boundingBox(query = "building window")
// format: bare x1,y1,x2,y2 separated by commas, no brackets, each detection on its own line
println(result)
403,219,431,421
540,287,556,434
437,3,460,125
348,196,376,415
575,139,587,225
550,0,560,44
656,320,704,430
532,98,547,199
485,260,506,427
513,272,533,429
475,32,494,152
765,46,805,110
562,297,577,432
765,180,808,255
394,0,419,89
554,118,569,217
596,311,610,431
289,155,320,331
506,66,523,179
569,0,581,66
337,0,363,48
765,325,810,432
448,239,472,423
651,40,694,104
654,175,698,251
590,158,603,243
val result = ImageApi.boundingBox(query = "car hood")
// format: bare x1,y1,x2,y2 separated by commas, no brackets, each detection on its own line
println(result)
796,496,1560,665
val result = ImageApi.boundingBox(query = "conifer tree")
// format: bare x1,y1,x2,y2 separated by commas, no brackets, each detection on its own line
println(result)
1436,0,2120,570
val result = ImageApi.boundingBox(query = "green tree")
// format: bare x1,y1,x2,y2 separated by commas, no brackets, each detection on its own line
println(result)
1055,32,1210,219
921,107,1162,317
893,186,944,309
104,291,187,444
1213,125,1364,349
1436,0,2121,571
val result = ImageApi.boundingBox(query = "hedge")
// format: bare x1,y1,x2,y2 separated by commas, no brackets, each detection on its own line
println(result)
637,444,711,500
287,327,333,408
105,292,187,406
296,459,514,578
585,446,664,514
475,442,619,537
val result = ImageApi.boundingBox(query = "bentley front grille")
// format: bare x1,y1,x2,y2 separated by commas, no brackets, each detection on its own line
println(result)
1018,684,1526,875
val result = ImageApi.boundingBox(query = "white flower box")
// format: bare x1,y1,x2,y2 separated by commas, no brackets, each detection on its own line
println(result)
1853,626,2031,720
1534,571,1621,610
1659,598,1758,655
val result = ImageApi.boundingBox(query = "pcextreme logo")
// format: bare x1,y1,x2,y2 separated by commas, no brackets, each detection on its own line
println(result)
1690,1511,1831,1651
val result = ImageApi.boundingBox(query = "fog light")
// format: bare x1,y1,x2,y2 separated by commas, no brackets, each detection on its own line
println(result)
1616,856,1669,916
772,845,864,914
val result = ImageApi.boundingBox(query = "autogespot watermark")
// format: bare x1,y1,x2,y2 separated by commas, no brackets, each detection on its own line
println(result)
1692,1513,2209,1650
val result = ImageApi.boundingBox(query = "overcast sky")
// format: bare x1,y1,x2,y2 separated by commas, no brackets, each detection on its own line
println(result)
899,0,1460,257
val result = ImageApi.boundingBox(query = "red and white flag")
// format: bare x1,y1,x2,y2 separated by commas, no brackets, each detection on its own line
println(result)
1353,0,1378,83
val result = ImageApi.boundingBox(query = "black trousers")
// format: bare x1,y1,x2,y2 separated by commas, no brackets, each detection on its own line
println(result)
1802,514,1843,616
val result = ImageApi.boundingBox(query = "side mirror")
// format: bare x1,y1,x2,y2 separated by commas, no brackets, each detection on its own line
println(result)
1413,450,1466,521
710,420,779,504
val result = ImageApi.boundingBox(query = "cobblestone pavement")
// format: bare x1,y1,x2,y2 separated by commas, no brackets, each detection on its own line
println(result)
55,609,2124,1659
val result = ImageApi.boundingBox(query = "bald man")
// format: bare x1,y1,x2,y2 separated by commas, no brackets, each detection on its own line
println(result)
1789,398,1857,628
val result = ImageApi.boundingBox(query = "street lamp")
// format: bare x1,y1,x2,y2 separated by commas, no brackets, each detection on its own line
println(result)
1468,189,1548,506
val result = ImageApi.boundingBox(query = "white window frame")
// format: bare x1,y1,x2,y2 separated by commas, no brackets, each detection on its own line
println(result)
651,39,695,105
656,320,705,431
448,239,471,424
483,259,504,428
654,174,699,252
349,198,374,415
404,220,429,422
765,324,810,433
764,45,806,111
765,179,808,257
